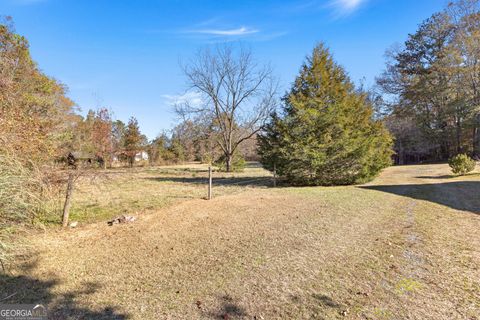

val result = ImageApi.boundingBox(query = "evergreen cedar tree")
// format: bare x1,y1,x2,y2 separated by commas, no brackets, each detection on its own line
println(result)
258,44,393,186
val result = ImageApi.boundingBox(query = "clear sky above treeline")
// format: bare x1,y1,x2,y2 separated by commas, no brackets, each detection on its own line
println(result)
1,0,446,139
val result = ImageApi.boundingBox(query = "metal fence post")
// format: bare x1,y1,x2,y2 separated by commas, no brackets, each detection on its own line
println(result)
208,166,213,200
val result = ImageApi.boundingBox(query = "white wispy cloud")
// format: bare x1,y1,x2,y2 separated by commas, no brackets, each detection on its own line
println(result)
186,26,259,37
161,91,203,108
175,18,285,42
330,0,368,15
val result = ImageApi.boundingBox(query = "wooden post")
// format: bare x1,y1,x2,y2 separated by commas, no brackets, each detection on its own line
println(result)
62,171,75,227
208,166,213,200
273,163,277,187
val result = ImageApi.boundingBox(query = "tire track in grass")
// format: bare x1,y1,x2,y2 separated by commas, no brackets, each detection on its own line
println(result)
404,201,423,274
399,200,425,286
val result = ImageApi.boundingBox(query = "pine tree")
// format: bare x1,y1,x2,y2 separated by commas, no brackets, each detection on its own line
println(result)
92,108,113,169
258,44,393,186
124,117,143,167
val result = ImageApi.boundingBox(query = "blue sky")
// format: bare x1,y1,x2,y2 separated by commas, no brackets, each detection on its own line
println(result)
1,0,446,139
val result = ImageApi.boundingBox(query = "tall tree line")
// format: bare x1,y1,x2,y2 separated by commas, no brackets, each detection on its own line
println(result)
377,0,480,164
0,17,76,164
67,112,148,168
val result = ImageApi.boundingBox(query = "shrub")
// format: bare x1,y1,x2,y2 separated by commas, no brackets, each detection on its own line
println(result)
200,153,214,165
215,154,246,172
448,154,476,175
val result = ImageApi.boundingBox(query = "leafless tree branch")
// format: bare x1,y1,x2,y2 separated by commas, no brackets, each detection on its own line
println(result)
178,44,278,171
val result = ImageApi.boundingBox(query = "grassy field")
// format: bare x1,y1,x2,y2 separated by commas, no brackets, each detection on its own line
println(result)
45,162,273,224
1,163,479,319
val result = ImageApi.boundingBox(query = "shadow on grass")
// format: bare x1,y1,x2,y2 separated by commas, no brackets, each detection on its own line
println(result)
361,181,480,214
0,260,129,319
201,295,248,319
145,176,273,188
416,175,455,180
416,172,480,180
312,294,342,308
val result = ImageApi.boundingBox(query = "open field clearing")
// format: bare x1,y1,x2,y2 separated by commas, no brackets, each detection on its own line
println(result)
1,163,480,319
4,1,480,319
45,162,272,225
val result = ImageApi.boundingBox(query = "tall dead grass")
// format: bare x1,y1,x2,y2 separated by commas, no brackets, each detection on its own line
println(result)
0,150,51,268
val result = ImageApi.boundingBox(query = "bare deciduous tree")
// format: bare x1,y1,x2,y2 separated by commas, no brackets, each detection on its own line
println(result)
177,45,277,171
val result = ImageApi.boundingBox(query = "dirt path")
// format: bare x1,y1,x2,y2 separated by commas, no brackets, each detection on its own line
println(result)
1,164,479,319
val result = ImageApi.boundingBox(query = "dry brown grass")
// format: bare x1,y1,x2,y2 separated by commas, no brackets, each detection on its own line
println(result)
43,162,272,224
1,163,479,319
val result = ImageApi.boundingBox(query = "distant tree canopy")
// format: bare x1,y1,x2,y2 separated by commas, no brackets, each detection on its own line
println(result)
258,44,393,186
144,115,258,168
377,0,480,163
124,117,146,167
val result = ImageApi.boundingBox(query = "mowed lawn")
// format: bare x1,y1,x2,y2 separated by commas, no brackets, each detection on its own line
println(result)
2,163,480,319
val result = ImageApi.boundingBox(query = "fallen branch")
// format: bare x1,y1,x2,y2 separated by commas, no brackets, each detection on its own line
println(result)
0,292,17,302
